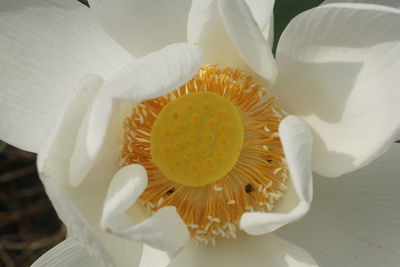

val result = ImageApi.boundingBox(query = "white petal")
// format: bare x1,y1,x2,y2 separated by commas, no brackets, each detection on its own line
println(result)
264,14,275,49
0,0,132,153
277,144,400,267
139,244,171,267
188,0,274,45
69,43,203,187
323,0,400,8
218,0,277,83
244,0,275,46
101,165,190,254
101,164,148,226
187,0,218,44
70,87,131,187
274,3,400,177
88,0,192,57
241,116,313,235
187,0,248,72
68,87,112,187
169,233,317,267
187,0,273,77
38,77,142,267
31,238,99,267
108,43,204,102
37,74,101,185
244,0,275,32
280,117,313,204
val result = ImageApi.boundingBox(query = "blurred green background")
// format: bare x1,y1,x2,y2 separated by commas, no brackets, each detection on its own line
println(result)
273,0,325,51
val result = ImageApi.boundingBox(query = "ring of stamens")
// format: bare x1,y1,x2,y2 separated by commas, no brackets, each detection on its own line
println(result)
121,65,288,246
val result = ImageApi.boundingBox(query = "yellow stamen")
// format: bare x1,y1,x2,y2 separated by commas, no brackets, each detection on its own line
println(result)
121,65,288,245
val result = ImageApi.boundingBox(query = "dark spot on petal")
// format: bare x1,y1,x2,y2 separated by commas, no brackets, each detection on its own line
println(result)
245,184,254,193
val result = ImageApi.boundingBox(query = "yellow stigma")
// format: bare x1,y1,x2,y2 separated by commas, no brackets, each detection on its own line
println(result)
150,92,244,187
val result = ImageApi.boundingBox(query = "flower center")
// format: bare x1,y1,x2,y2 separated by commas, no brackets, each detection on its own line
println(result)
121,65,288,246
150,92,244,187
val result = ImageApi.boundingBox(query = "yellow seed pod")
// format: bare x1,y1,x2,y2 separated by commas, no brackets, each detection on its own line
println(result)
150,92,244,187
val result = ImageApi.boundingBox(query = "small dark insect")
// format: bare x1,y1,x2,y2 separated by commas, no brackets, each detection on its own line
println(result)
245,184,254,193
166,187,175,195
267,160,273,163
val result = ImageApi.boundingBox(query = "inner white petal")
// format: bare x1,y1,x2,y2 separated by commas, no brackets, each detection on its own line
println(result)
240,116,313,235
101,165,190,254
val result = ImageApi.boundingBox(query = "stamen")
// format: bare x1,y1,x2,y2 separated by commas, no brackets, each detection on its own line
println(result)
121,65,288,245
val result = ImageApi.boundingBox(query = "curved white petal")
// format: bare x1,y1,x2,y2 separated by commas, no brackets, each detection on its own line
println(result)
101,164,189,254
38,76,143,267
188,0,274,44
101,165,148,227
169,233,317,267
69,43,203,187
264,14,275,49
32,238,100,267
69,88,113,187
323,0,400,8
88,0,192,57
187,0,250,73
245,0,275,34
241,116,313,235
274,3,400,177
0,0,132,153
218,0,277,83
108,43,204,102
139,244,171,267
277,144,400,267
187,0,274,78
187,0,218,44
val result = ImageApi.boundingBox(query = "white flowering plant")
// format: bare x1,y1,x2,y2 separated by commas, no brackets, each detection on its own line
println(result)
0,0,399,266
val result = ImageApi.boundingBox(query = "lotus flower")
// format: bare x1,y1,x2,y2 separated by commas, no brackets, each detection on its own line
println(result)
1,0,399,266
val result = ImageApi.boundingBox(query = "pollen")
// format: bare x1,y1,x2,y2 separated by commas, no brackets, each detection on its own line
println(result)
121,65,288,245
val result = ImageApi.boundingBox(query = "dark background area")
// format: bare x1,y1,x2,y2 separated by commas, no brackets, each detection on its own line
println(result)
0,0,326,266
0,146,65,267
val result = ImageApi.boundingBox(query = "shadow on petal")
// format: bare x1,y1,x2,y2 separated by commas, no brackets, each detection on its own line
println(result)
169,233,317,267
